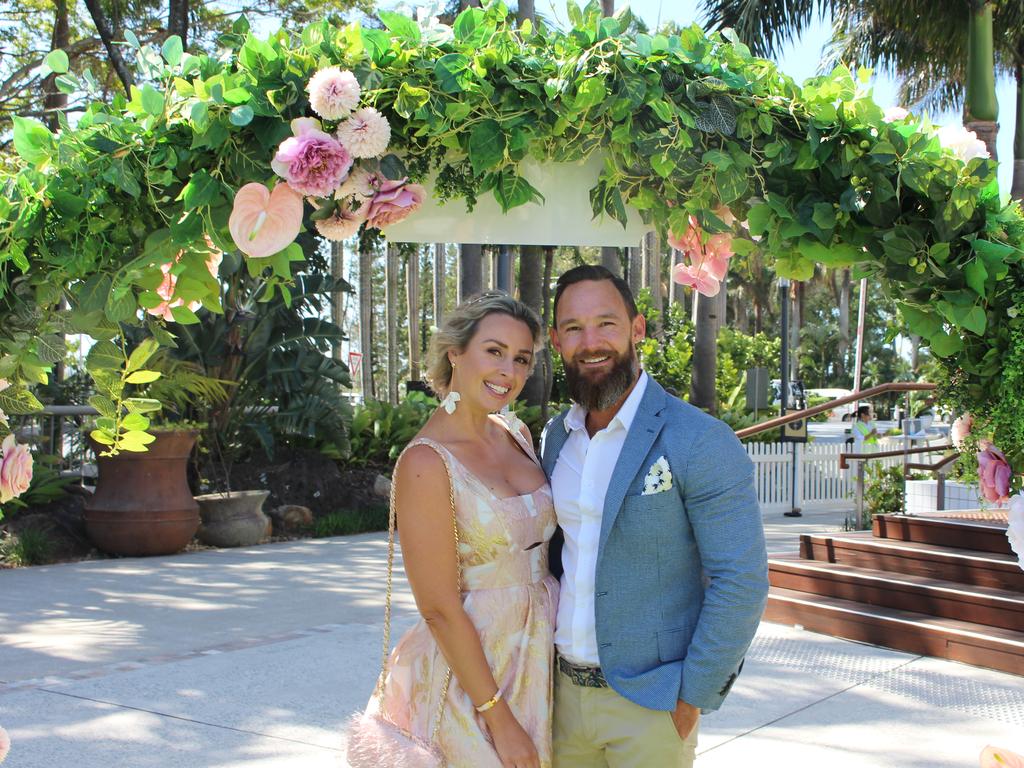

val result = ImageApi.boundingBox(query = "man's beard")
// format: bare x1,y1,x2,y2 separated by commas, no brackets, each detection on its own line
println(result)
564,345,638,412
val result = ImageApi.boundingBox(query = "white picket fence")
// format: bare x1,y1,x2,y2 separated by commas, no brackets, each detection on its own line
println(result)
745,442,905,514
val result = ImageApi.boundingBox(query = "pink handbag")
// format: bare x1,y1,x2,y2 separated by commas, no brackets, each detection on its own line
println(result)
346,447,461,768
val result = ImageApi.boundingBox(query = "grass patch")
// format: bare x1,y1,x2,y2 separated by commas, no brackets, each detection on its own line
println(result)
0,528,55,566
314,505,389,538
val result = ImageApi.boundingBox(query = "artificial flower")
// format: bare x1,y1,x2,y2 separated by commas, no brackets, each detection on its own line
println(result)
337,167,381,200
672,262,721,297
314,198,370,241
0,379,9,429
0,725,9,763
977,444,1012,504
366,178,425,229
882,106,910,123
937,124,990,163
951,413,973,450
0,434,33,504
1008,493,1024,571
980,745,1024,768
307,67,361,121
229,182,304,259
336,107,391,158
271,118,353,197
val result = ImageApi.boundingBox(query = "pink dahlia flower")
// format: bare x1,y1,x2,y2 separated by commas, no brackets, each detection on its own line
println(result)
315,199,369,241
977,445,1012,504
272,118,353,197
0,434,33,504
307,67,360,121
336,107,391,159
366,178,425,229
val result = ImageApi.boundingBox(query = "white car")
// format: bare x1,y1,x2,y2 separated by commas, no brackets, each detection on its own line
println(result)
804,388,856,422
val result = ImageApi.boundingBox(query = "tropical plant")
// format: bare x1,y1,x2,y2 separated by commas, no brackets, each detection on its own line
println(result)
2,0,1024,500
344,391,435,467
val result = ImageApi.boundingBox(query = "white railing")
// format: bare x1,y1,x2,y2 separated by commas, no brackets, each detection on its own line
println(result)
745,441,905,514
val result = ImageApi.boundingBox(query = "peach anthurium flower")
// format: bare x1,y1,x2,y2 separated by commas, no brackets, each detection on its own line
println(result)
980,745,1024,768
229,182,304,258
0,434,33,504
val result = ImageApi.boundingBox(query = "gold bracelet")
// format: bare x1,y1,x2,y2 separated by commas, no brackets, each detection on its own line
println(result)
474,688,503,713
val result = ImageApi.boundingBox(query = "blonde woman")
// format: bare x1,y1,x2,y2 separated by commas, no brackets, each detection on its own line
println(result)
351,292,558,768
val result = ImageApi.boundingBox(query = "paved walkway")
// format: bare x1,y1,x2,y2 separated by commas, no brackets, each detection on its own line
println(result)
1,510,1021,767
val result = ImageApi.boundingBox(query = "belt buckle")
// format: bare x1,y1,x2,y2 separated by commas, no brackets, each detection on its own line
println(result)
558,655,608,688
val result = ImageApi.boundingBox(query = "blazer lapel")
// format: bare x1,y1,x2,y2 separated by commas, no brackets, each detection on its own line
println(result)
542,411,570,477
598,379,668,558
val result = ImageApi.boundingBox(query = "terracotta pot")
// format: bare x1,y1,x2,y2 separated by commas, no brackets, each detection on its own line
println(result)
195,490,270,547
84,430,200,557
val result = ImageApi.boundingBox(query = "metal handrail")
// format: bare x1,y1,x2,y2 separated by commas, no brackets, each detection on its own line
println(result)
734,381,936,439
906,452,960,474
839,444,953,470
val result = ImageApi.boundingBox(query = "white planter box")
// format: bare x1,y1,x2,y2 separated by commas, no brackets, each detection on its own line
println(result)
386,155,652,247
905,479,985,515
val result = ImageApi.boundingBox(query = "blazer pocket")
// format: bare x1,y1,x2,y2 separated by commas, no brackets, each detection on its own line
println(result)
656,625,692,663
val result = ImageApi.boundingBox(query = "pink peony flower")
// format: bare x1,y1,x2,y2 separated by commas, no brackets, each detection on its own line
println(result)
366,178,425,229
0,379,9,429
314,199,369,241
980,745,1024,768
0,434,33,504
937,124,990,163
1008,493,1024,570
672,262,721,297
229,182,304,259
307,67,360,121
0,724,9,763
977,445,1012,504
882,106,910,123
336,107,391,159
272,118,353,197
951,413,973,450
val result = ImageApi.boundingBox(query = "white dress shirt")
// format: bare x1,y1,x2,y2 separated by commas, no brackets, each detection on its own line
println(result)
551,371,649,666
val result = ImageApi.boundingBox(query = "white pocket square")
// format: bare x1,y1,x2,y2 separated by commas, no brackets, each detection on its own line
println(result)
642,456,673,495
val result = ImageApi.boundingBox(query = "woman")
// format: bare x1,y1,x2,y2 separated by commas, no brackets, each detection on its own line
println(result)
352,292,558,768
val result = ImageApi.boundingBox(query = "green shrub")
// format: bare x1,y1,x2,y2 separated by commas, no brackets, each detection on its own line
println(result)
0,528,55,566
314,506,389,537
346,392,436,467
864,465,905,522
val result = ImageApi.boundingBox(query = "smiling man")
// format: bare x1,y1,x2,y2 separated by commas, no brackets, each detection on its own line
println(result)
541,264,769,768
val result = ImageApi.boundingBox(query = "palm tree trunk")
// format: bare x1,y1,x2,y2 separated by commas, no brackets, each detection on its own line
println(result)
433,243,446,327
627,246,643,298
1013,62,1024,200
540,246,555,423
838,268,851,380
689,286,722,414
331,241,344,361
42,0,69,131
359,244,374,399
168,0,188,49
386,244,399,404
407,248,421,382
965,1,999,158
645,232,663,337
519,245,546,406
459,244,483,301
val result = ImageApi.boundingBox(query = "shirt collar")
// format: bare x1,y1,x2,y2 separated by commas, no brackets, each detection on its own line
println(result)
564,370,649,434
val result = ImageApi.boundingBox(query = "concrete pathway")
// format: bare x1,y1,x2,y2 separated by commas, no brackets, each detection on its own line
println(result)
1,511,1021,767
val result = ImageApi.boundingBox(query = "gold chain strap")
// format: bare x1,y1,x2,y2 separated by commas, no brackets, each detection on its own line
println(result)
377,441,461,743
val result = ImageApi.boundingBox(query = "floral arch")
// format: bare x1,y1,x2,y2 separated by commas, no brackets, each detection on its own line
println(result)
1,0,1023,494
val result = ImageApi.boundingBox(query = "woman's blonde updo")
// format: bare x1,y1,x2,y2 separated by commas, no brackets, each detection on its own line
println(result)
425,291,544,398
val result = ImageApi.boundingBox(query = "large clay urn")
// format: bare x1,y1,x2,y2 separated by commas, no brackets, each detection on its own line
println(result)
84,430,200,556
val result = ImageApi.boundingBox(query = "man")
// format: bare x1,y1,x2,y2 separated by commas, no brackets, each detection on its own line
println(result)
541,265,769,768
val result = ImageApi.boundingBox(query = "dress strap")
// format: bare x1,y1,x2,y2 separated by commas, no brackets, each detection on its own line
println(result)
493,412,542,468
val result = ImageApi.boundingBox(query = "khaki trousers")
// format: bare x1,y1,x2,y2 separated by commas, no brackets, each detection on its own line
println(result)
552,666,699,768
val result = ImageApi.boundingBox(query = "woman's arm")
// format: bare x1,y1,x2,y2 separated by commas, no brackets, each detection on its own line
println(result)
395,445,538,768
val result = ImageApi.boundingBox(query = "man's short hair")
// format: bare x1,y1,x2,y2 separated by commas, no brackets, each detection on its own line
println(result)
553,264,638,325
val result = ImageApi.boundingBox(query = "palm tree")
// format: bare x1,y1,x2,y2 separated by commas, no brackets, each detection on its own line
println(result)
700,1,1023,196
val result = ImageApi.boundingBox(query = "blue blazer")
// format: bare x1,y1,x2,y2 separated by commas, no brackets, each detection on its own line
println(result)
541,377,769,713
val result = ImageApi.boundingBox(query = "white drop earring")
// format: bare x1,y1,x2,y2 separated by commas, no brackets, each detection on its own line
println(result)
441,360,460,414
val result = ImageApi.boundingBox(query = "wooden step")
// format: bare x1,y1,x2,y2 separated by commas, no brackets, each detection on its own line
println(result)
769,556,1024,632
873,514,1012,555
766,588,1024,676
800,534,1024,592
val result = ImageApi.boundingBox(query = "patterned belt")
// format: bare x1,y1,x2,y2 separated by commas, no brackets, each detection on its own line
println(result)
557,655,608,688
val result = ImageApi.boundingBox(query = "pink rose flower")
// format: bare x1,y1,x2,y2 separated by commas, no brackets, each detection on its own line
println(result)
0,434,33,504
366,178,425,229
951,413,973,450
307,67,360,121
336,107,391,159
272,118,353,197
977,445,1012,504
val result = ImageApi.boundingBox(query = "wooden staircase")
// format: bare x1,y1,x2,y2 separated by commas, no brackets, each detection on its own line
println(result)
765,513,1024,676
